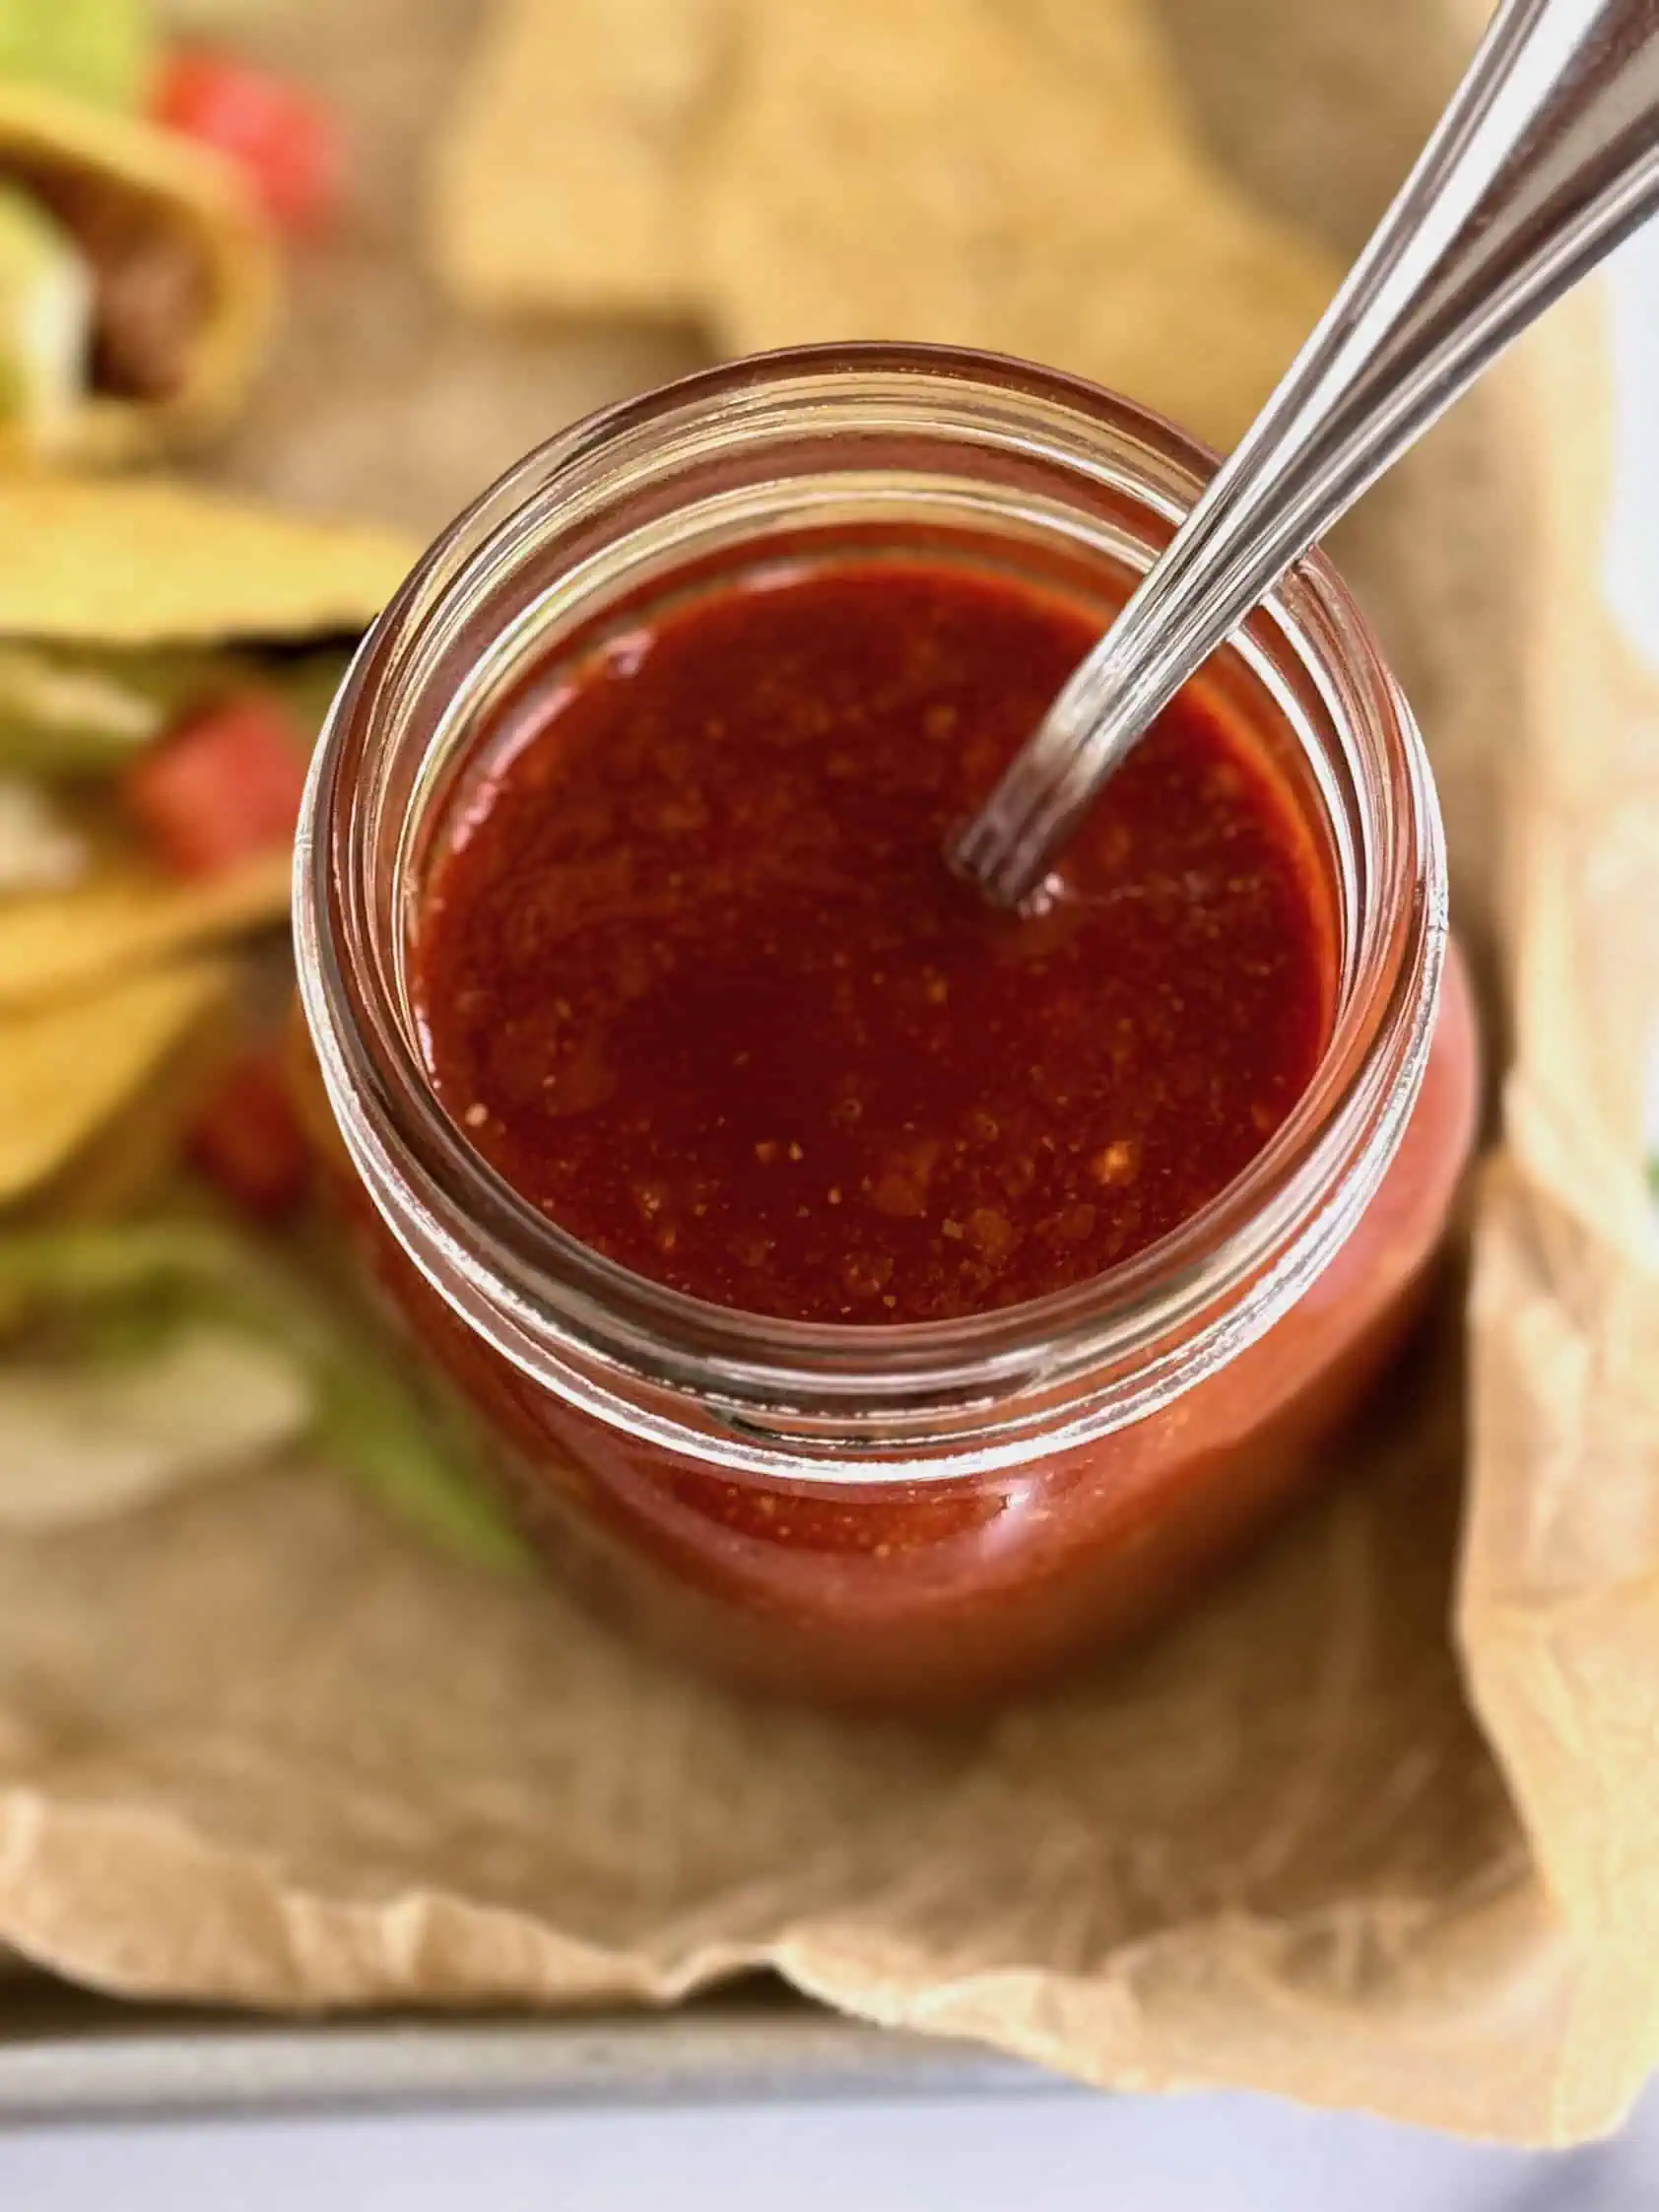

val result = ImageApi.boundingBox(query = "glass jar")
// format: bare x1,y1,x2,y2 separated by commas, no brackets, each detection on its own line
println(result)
294,345,1478,1712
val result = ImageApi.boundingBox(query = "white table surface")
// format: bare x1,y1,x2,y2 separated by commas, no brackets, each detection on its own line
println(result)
3,217,1657,2212
2,2085,1657,2212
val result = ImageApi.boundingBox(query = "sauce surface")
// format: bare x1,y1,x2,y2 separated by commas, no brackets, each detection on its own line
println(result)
414,561,1336,1323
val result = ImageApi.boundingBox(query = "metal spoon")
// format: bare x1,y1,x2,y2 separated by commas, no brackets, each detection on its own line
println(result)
953,0,1659,909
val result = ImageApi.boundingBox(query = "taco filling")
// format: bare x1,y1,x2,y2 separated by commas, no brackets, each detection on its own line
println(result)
0,161,209,436
0,627,526,1562
0,635,346,886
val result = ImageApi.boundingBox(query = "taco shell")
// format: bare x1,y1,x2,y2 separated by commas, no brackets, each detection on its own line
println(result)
0,80,278,467
0,850,291,1013
0,473,415,641
0,476,415,1205
0,954,231,1202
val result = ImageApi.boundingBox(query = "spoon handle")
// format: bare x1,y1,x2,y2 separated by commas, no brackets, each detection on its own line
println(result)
956,0,1659,908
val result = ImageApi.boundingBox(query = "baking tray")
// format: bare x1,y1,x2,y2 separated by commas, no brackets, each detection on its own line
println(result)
0,1976,1053,2126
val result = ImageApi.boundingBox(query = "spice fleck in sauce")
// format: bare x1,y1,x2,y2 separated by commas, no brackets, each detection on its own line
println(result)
415,561,1337,1323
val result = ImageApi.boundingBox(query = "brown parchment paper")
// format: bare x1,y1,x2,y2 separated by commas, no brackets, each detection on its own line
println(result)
0,0,1656,2146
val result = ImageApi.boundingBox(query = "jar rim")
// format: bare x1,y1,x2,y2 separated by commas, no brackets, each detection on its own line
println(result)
296,343,1446,1477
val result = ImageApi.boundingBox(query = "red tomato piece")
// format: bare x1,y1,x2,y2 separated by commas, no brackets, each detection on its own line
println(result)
187,1044,312,1222
122,691,309,879
152,48,343,234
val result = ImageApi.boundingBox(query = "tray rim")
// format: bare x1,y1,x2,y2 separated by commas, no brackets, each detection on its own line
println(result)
0,1981,1060,2126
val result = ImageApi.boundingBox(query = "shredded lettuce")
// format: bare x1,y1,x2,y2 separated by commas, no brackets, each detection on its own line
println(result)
268,645,353,744
0,1217,530,1568
0,775,88,893
0,644,165,776
0,641,352,782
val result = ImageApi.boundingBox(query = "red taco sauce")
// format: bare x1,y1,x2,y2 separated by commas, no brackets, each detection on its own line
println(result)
305,547,1476,1712
414,562,1338,1323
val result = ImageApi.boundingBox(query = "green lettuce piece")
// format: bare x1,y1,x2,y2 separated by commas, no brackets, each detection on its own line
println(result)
303,1325,532,1573
0,0,155,110
0,185,93,450
0,643,165,775
0,1217,531,1570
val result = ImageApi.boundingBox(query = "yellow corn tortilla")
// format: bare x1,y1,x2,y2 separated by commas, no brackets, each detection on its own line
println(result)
0,474,415,642
0,848,291,1013
0,80,279,468
0,476,410,1202
0,955,230,1201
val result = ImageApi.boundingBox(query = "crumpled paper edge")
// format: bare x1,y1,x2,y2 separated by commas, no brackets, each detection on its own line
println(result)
0,1780,1577,2139
1455,286,1659,2142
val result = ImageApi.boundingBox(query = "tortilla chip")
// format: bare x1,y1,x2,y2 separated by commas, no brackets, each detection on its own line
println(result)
0,955,229,1201
0,848,289,1011
432,0,734,316
1012,0,1191,90
697,0,1338,450
431,0,1337,446
0,79,278,468
0,476,413,642
1008,198,1343,458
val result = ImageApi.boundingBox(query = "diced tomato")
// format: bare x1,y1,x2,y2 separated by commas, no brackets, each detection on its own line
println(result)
151,48,343,234
187,1043,311,1222
122,690,309,879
